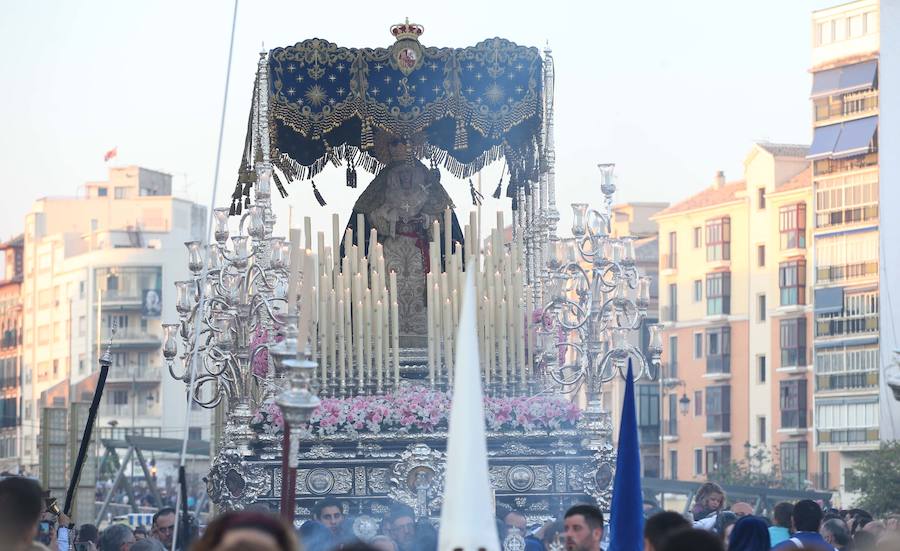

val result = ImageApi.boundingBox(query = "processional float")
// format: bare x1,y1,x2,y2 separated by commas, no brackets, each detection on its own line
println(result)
163,21,663,528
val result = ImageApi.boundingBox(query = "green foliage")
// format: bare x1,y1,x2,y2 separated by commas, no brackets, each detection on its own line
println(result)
845,441,900,516
709,446,788,489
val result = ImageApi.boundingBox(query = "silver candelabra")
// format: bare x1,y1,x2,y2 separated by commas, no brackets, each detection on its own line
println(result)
535,163,662,436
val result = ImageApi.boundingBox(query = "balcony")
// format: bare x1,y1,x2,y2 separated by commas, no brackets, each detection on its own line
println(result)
817,427,879,448
101,402,161,418
98,290,143,309
815,314,878,338
816,261,878,285
107,365,162,383
815,206,878,231
706,355,731,377
661,306,677,323
814,90,879,125
813,152,878,176
107,331,162,348
661,254,676,274
815,370,878,392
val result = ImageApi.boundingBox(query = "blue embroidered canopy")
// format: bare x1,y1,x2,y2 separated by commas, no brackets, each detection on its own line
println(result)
235,23,545,207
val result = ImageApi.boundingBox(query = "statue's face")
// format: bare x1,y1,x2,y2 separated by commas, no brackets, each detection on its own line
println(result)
388,138,408,162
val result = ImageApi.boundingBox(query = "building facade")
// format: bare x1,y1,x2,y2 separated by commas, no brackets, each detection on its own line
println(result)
808,0,888,504
653,144,827,488
0,236,24,472
20,166,209,472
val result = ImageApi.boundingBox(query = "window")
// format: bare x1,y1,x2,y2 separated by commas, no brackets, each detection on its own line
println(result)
758,416,767,444
815,345,879,392
706,217,731,261
705,327,731,374
52,359,58,376
666,284,677,322
705,445,731,475
693,227,702,248
694,390,703,416
706,272,731,315
814,231,878,284
758,355,767,383
780,318,807,367
97,187,108,197
781,441,808,490
112,390,128,405
758,294,766,322
666,232,677,269
188,427,202,441
666,395,677,437
820,451,830,489
693,280,702,302
706,385,731,433
693,333,703,359
78,316,86,337
669,450,678,480
667,336,678,378
114,187,128,199
779,260,806,306
758,244,765,267
758,188,766,209
780,379,808,428
694,449,703,476
815,172,878,229
779,203,807,250
816,399,879,445
638,385,660,443
79,281,85,299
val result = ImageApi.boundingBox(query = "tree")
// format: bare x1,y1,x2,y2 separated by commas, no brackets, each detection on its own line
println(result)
845,441,900,516
709,446,787,489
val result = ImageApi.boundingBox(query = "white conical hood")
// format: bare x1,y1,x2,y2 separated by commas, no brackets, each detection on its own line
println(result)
438,264,500,551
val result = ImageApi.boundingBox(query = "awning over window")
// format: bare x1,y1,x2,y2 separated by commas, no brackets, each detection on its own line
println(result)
814,287,844,314
811,60,877,98
807,123,842,160
832,116,878,159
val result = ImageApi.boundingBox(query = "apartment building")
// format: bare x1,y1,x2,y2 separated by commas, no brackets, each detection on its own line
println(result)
20,166,209,472
0,236,24,472
808,0,895,502
653,144,825,488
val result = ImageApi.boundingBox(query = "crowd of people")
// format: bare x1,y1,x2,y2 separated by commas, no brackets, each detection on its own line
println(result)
3,476,899,551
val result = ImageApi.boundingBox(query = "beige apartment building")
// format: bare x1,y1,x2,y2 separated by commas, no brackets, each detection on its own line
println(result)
20,166,208,473
653,143,828,489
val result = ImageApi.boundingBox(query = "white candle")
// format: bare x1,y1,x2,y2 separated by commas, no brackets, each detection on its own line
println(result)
364,287,373,387
287,229,302,314
392,299,400,388
356,213,366,267
337,298,345,391
426,272,435,385
443,207,452,264
433,282,442,383
443,297,453,385
375,299,383,390
332,213,341,270
304,216,312,250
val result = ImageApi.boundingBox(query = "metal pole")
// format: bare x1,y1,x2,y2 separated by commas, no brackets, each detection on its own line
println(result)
133,443,162,508
659,373,665,510
95,446,134,525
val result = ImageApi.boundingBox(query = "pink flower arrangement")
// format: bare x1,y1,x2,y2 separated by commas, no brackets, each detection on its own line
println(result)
250,329,285,378
250,386,581,437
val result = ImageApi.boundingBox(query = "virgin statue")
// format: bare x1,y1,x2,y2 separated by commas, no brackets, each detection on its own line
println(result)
341,131,464,349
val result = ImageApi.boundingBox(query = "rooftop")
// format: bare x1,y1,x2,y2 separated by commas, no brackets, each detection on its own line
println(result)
653,180,746,218
755,142,809,158
774,166,813,193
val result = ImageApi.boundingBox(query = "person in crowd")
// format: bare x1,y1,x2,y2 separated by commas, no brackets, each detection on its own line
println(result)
563,504,604,551
691,482,726,521
643,511,690,551
190,511,297,551
769,502,794,546
847,510,873,536
99,524,136,551
875,531,900,551
820,518,851,550
773,499,833,550
730,502,753,518
538,519,564,551
298,520,333,551
862,520,886,540
77,524,101,550
503,509,528,534
716,511,738,541
727,516,770,551
852,530,876,551
659,528,725,551
150,508,176,550
130,539,165,551
371,535,398,551
385,504,417,551
312,497,346,537
413,518,438,551
0,476,52,551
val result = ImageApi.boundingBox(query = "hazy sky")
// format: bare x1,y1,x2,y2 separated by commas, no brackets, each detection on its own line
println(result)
0,0,837,243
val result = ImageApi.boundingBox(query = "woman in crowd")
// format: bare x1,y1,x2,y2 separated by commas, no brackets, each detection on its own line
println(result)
190,511,297,551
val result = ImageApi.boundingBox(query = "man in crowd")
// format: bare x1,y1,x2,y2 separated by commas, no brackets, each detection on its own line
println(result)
730,502,753,517
0,476,51,551
769,502,794,546
385,504,417,551
643,511,690,551
503,509,528,534
821,518,851,551
563,504,604,551
99,524,135,551
150,508,176,550
312,497,346,537
773,499,834,550
76,524,101,551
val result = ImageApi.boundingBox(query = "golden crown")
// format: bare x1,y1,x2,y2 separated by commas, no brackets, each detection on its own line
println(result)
390,18,424,41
